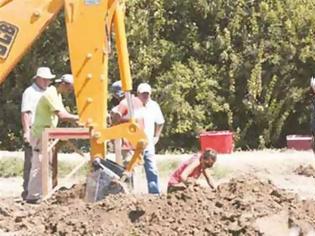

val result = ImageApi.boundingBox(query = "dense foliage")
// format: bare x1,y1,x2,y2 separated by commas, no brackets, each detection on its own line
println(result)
1,0,315,151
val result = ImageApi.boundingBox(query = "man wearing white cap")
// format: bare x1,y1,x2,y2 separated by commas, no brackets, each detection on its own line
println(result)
137,82,165,194
20,67,55,199
26,74,79,203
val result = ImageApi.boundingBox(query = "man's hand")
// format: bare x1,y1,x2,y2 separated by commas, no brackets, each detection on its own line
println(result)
23,131,31,144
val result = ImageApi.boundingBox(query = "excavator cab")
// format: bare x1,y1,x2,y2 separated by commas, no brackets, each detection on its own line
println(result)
0,0,147,201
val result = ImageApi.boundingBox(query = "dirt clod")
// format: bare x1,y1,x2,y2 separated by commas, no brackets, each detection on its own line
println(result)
294,165,315,178
0,175,314,235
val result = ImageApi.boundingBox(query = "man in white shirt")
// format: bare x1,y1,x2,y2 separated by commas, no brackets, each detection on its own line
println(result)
26,74,78,203
20,67,54,199
137,83,165,194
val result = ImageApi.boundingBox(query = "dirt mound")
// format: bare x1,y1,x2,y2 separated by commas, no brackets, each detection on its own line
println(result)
0,176,315,235
294,165,315,178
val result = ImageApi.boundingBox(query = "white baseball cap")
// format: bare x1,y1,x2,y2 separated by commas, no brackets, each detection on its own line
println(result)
55,74,74,84
137,82,152,94
33,67,56,80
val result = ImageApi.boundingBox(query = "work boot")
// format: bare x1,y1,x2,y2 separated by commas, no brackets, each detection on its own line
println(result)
21,191,28,200
25,198,41,204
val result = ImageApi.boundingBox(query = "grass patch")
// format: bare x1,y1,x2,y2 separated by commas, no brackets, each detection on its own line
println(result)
210,165,233,179
57,161,89,178
157,158,181,175
0,158,23,177
0,157,88,178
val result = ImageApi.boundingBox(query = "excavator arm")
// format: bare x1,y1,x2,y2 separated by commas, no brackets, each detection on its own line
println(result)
0,0,63,82
0,0,147,195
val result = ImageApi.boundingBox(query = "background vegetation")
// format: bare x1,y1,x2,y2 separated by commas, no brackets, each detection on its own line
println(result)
1,0,315,152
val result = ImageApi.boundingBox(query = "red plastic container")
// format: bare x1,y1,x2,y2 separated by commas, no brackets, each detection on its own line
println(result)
286,135,312,150
199,131,233,154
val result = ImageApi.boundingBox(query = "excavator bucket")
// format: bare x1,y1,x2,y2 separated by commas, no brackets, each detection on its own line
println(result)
85,140,145,202
85,158,132,202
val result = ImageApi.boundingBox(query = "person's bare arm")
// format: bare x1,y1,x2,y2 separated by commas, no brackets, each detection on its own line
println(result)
56,110,79,122
180,159,200,184
21,111,32,143
203,169,215,190
153,123,164,144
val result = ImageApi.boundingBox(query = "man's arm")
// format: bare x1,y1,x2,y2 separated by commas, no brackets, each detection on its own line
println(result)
56,110,79,121
203,169,215,190
21,111,32,143
45,89,79,122
21,88,33,143
153,123,164,144
153,101,165,145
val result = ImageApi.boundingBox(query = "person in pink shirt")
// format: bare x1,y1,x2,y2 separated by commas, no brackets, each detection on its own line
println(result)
110,81,145,166
167,148,217,193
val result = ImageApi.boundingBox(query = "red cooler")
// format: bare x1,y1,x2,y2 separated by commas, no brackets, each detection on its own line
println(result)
286,135,312,150
199,131,233,154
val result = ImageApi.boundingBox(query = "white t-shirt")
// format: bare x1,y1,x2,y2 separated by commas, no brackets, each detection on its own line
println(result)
21,83,46,124
142,99,165,151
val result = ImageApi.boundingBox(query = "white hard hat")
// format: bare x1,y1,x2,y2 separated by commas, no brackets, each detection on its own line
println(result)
311,77,315,89
55,74,74,84
137,82,152,94
33,67,56,80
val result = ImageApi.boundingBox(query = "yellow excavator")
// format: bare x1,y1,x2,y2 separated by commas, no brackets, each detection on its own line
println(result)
0,0,147,201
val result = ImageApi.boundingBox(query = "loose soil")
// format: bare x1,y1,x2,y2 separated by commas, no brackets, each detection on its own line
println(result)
0,176,315,235
1,150,315,235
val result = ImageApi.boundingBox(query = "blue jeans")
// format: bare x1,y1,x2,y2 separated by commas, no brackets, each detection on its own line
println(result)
143,150,160,194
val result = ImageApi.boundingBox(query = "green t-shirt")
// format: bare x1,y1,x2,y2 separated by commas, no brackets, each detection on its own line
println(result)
32,86,65,138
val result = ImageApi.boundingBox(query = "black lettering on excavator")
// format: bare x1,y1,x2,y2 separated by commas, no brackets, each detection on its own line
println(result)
0,33,12,44
0,23,15,35
0,45,7,56
0,21,18,59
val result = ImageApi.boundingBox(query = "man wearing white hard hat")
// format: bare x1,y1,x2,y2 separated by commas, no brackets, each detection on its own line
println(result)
26,74,78,204
20,67,55,200
137,82,165,194
110,80,145,167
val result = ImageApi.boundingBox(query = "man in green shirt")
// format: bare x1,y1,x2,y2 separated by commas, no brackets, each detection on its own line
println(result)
26,74,79,203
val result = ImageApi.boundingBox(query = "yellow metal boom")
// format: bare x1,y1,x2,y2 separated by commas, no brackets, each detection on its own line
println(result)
0,0,146,165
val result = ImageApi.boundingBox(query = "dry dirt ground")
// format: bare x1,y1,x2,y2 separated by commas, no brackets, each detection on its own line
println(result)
1,149,315,235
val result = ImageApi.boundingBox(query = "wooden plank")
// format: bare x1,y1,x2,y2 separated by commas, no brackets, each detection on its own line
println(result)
41,129,49,198
41,128,91,198
47,128,90,139
52,143,60,188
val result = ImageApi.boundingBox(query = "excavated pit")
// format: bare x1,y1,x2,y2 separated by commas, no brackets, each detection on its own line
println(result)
0,175,315,235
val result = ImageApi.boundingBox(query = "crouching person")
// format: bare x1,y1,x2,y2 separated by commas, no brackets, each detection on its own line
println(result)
26,74,78,204
167,148,217,193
